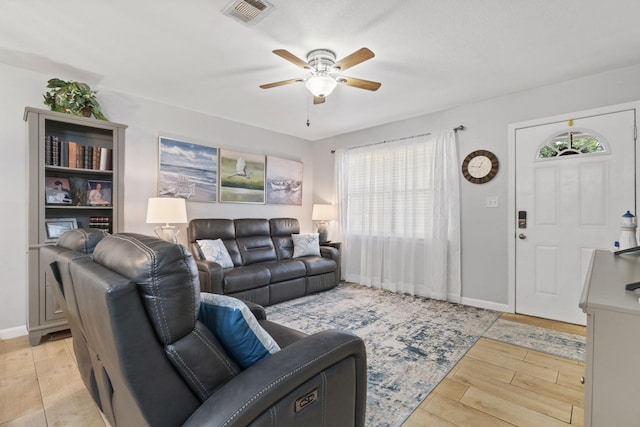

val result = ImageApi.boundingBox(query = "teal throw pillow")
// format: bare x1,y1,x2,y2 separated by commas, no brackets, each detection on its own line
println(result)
198,293,280,369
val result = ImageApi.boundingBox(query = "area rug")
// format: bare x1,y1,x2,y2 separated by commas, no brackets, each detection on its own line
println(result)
482,318,585,362
265,283,500,426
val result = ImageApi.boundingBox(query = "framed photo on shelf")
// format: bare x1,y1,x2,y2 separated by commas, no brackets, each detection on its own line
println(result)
86,179,112,206
44,176,73,205
45,217,77,242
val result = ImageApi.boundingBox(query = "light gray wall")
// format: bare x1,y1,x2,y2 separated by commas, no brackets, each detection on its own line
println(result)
312,63,640,310
0,63,313,335
5,61,640,334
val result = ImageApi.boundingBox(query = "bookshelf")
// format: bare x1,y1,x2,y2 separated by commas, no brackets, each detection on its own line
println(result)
24,107,127,345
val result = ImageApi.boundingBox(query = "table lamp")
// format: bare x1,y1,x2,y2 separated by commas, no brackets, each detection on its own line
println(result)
312,204,337,244
146,197,188,243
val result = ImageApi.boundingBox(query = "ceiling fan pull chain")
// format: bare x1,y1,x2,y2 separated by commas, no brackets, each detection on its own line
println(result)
306,92,311,127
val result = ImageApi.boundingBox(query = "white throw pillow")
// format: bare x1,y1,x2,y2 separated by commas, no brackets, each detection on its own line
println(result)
196,239,234,268
198,293,280,369
292,233,321,258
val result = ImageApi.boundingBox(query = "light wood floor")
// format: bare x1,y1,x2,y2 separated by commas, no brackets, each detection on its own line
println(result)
403,313,586,427
0,333,106,426
1,313,585,426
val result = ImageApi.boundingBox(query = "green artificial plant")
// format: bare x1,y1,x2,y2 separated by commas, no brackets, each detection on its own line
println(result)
43,78,108,120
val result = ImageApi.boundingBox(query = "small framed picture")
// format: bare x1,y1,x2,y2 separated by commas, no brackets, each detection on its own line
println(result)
86,179,112,206
45,177,73,205
45,218,78,242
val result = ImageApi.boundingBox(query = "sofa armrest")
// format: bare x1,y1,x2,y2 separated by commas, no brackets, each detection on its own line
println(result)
320,246,341,282
195,259,224,294
242,299,267,320
319,246,339,260
183,330,367,427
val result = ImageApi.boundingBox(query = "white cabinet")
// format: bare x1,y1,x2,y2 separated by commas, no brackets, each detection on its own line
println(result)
580,250,640,426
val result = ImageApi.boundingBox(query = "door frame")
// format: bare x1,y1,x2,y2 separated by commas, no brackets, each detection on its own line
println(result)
507,101,639,314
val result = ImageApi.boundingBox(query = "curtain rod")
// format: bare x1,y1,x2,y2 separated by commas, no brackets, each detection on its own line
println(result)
330,125,464,154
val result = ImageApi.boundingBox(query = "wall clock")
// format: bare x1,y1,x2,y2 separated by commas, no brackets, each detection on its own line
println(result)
461,150,499,184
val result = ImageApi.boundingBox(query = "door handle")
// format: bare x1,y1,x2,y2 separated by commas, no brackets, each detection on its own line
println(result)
519,233,526,240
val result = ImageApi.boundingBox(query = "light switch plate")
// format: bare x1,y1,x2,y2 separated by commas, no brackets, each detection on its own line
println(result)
486,196,499,208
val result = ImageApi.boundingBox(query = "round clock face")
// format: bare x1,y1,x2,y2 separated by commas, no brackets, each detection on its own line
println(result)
461,150,499,184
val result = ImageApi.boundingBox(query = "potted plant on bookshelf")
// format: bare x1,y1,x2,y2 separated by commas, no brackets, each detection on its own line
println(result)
43,78,108,120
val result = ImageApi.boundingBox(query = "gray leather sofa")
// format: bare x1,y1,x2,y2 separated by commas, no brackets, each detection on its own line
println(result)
46,230,367,426
188,218,340,306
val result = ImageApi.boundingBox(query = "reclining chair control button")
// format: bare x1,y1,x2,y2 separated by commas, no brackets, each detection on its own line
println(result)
295,388,318,412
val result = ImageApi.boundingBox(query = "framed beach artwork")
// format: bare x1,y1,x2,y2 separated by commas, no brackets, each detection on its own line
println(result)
158,137,217,203
219,149,265,204
266,156,303,205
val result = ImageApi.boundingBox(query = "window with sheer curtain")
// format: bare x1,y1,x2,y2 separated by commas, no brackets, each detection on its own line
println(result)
345,139,433,237
335,130,461,301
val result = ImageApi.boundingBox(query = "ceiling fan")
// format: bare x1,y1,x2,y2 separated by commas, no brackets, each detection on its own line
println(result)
259,47,381,104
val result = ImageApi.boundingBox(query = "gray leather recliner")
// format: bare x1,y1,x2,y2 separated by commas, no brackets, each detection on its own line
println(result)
49,231,367,426
42,228,109,411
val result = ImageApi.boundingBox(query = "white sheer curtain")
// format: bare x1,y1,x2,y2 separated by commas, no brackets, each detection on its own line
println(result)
334,129,461,301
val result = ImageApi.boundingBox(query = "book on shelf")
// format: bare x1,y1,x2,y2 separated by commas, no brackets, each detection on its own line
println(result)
89,216,112,233
92,147,101,170
60,141,68,167
68,141,77,168
76,144,84,168
45,135,113,171
45,136,52,166
100,147,112,171
51,137,60,166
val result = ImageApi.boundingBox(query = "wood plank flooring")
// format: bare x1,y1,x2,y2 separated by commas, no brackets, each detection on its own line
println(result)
403,314,586,427
1,313,585,426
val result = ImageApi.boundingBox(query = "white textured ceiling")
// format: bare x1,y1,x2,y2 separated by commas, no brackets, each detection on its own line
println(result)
2,0,640,141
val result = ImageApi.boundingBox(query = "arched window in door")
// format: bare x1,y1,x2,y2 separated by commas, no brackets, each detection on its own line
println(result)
537,130,607,159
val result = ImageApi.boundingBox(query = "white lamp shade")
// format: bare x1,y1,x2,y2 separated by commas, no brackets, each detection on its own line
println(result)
306,74,337,98
146,197,188,224
312,204,338,221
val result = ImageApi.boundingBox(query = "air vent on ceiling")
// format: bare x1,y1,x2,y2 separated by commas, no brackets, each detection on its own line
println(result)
222,0,274,25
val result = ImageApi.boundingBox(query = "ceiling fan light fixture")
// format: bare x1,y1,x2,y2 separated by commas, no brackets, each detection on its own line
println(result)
306,74,337,98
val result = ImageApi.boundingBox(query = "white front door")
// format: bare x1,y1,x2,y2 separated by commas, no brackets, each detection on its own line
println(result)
515,107,636,325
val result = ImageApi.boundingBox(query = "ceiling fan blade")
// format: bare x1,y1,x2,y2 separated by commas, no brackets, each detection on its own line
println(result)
273,49,311,69
259,78,303,89
313,96,326,105
334,48,375,71
338,76,381,91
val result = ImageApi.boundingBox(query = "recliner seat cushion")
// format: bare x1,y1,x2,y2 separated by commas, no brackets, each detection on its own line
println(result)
223,264,271,293
257,259,307,283
298,256,337,276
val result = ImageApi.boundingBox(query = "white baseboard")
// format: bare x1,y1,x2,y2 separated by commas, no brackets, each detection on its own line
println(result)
461,297,511,313
0,325,28,340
